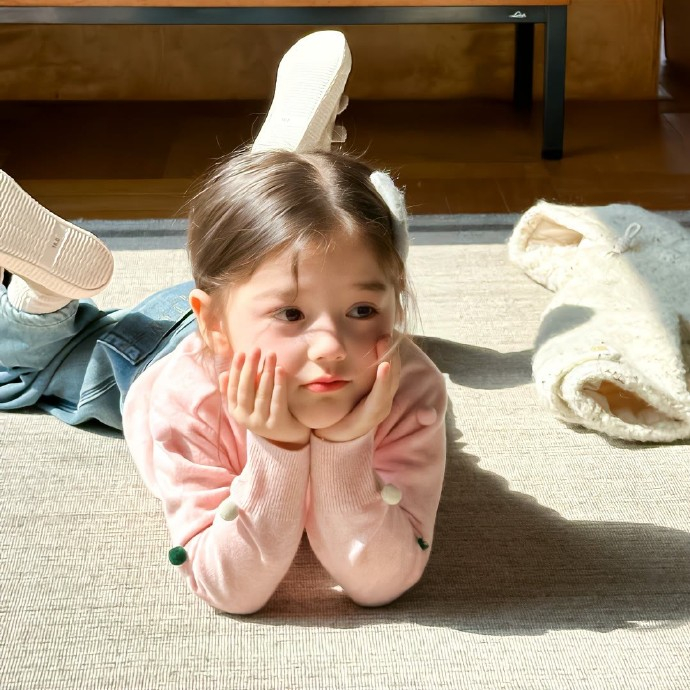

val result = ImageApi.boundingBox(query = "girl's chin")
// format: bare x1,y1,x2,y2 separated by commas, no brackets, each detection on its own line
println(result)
293,408,351,432
291,387,371,431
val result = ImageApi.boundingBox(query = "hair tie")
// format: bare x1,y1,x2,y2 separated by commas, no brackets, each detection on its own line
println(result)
369,171,409,261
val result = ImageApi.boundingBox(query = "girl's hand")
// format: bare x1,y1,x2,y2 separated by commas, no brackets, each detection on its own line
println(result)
220,348,310,450
315,337,401,443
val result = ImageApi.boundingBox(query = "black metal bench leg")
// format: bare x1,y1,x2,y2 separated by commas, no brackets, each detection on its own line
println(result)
513,22,534,111
542,5,567,159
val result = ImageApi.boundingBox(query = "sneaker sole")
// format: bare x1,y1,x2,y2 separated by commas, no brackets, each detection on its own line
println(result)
252,30,352,154
0,170,114,298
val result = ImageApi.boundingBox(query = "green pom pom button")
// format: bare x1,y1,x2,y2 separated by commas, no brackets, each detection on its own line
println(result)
168,546,188,566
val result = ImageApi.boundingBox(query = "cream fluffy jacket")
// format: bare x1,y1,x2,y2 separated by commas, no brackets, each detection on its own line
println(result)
509,202,690,443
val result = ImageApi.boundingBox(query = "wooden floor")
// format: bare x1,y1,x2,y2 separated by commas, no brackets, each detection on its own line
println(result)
1,65,689,219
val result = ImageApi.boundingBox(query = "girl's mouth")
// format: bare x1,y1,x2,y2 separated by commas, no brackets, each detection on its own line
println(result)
303,380,349,393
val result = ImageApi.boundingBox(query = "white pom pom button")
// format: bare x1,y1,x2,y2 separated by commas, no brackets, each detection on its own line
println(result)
218,497,240,521
380,484,402,505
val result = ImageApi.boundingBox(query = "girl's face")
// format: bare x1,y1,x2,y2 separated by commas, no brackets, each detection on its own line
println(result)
219,234,398,430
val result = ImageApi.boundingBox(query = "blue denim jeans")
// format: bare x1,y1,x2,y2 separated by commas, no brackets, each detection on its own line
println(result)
0,281,197,430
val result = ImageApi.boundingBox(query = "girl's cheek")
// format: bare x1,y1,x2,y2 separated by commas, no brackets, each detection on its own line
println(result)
271,340,302,374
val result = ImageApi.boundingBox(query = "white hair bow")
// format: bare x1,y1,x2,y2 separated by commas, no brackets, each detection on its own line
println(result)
369,170,409,261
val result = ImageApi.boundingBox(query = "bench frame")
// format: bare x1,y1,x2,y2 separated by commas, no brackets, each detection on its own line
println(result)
0,4,568,158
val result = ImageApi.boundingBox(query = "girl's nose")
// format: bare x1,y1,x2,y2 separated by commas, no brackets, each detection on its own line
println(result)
306,324,347,362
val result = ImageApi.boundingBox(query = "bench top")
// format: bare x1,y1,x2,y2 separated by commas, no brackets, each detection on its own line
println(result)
1,1,571,7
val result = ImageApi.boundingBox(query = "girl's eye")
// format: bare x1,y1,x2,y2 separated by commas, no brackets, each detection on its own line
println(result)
275,307,304,322
348,305,378,319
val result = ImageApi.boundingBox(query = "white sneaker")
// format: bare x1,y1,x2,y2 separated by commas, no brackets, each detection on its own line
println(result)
252,30,352,154
0,170,113,299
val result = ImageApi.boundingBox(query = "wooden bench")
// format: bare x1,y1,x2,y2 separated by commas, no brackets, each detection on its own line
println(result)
0,0,570,159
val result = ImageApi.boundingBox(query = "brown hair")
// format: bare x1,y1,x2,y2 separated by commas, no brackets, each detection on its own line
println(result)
187,149,413,332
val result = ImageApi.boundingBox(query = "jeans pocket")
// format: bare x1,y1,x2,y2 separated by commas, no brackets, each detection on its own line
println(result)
97,282,194,395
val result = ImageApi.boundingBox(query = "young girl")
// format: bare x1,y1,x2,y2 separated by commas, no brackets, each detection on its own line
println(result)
0,31,447,614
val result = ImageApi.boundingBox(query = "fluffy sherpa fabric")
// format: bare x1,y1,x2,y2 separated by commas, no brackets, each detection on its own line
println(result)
508,201,690,443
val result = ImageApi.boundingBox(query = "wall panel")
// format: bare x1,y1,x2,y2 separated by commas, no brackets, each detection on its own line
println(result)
0,0,662,100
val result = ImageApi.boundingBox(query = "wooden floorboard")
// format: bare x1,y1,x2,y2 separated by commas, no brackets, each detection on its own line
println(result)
1,69,689,219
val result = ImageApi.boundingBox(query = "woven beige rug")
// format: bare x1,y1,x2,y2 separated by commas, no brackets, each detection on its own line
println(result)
2,228,689,689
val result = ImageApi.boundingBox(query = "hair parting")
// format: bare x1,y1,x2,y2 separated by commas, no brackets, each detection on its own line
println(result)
186,148,416,336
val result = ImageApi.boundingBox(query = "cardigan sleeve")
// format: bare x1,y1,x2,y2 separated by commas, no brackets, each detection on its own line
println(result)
305,340,447,607
152,418,309,614
124,340,310,615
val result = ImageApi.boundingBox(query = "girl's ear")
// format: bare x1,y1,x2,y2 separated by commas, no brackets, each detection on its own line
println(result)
189,288,231,355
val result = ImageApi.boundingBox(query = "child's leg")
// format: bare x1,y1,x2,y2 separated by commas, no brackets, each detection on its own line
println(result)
252,30,351,154
0,170,195,430
0,282,196,430
0,167,114,369
0,287,120,425
0,170,115,424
